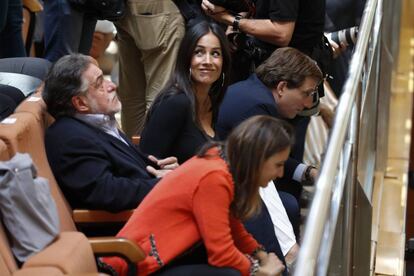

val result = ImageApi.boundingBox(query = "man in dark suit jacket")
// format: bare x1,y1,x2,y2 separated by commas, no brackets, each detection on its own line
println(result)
43,54,178,212
217,47,322,201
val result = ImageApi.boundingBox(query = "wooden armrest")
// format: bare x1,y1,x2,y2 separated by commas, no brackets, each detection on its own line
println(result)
73,209,133,223
89,237,146,263
23,0,43,12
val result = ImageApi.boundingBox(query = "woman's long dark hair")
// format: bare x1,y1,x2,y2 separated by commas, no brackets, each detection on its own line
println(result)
145,20,231,133
198,115,295,220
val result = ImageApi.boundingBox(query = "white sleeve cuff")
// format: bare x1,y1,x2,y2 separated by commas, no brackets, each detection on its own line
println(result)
293,163,307,182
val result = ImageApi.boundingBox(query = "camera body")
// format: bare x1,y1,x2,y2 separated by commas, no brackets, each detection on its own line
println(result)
326,26,359,47
228,32,272,65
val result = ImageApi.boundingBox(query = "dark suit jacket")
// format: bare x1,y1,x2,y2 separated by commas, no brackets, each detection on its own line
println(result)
217,74,300,183
45,116,158,212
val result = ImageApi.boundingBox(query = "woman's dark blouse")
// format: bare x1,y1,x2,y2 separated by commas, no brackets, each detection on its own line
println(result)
140,92,214,164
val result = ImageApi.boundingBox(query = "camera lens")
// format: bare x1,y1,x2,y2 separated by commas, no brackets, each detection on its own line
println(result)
326,26,359,47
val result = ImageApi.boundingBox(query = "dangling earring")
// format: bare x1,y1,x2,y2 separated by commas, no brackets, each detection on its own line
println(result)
189,68,192,80
221,73,225,87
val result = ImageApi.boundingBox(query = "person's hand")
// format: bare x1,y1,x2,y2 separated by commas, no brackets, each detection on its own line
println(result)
302,165,318,185
327,36,347,59
146,155,179,178
201,0,232,24
319,102,335,128
201,0,226,14
256,253,285,276
309,167,318,182
285,243,299,269
89,32,114,60
254,249,269,263
225,26,238,52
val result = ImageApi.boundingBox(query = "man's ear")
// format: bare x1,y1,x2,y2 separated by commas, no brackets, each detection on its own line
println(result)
275,81,287,97
71,95,90,113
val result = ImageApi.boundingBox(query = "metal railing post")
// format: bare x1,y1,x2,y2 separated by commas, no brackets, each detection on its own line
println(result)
293,0,380,274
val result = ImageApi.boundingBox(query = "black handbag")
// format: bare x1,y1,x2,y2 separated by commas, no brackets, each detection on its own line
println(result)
68,0,126,21
208,0,254,14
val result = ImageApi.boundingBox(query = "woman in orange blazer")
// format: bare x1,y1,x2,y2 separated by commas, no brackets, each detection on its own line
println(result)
104,115,292,276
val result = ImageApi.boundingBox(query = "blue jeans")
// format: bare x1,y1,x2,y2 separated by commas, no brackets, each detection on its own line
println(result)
43,0,96,62
0,0,26,58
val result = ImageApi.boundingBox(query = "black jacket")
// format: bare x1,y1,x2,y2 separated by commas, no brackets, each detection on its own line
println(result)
45,116,158,212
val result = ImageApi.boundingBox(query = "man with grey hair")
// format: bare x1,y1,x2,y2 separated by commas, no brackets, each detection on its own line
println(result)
43,54,178,212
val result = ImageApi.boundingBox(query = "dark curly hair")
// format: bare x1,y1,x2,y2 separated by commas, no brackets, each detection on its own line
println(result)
42,54,94,118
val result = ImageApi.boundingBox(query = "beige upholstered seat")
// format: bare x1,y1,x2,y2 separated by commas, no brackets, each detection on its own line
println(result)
0,112,76,231
14,94,134,224
0,140,9,162
0,105,144,275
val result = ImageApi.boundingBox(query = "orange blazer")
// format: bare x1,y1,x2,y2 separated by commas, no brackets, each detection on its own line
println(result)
104,148,259,275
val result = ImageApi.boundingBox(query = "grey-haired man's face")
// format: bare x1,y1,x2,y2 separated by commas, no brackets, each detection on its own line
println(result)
80,63,121,115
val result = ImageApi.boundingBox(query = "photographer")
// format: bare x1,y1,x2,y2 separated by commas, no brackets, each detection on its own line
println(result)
204,0,329,76
203,0,332,201
325,0,365,96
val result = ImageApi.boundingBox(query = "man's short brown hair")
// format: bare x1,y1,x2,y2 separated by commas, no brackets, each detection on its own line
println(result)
255,47,323,89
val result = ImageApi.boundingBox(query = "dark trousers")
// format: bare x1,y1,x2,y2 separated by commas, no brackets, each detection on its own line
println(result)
0,0,26,58
277,116,310,202
43,0,97,62
244,192,300,276
0,84,19,120
153,243,240,276
290,116,309,162
155,264,240,276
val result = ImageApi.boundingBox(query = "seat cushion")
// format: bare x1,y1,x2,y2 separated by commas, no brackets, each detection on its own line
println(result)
0,113,76,232
13,267,64,276
23,232,97,274
0,57,51,81
0,140,9,162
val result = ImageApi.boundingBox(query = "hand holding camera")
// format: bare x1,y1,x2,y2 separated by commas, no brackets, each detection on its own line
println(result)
201,0,226,15
326,26,359,58
327,27,359,47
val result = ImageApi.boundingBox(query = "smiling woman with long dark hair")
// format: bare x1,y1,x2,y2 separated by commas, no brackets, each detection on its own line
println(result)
139,20,231,164
104,115,292,276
